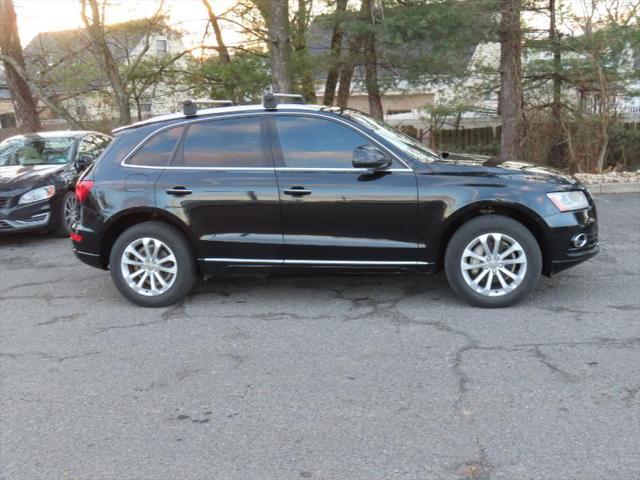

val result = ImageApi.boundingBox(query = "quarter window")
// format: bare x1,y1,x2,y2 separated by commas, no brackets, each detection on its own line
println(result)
78,135,111,163
274,116,372,168
180,117,267,168
127,126,183,167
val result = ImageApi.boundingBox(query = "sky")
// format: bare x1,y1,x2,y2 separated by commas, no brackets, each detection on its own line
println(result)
14,0,243,48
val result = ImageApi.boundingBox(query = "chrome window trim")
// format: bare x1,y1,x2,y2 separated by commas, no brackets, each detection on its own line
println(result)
120,111,413,172
200,257,430,266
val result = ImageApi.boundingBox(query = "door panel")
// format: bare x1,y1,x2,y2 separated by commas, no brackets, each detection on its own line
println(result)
154,116,282,262
271,115,419,263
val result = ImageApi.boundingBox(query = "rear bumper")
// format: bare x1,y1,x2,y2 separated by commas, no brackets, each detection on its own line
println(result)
71,218,105,269
73,246,103,268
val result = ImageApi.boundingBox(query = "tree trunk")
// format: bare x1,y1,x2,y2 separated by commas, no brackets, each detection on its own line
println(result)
336,62,355,108
0,0,41,132
336,0,368,109
267,0,292,93
323,0,348,106
499,0,525,160
202,0,230,63
81,0,131,125
361,0,383,119
548,0,565,167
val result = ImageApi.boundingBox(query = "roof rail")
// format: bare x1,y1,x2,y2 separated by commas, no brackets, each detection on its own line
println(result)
181,99,234,117
263,93,305,109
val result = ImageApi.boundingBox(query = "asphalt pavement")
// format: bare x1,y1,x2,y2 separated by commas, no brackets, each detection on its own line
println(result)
1,194,639,480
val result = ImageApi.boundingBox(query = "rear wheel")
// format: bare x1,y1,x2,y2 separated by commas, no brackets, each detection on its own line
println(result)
444,215,542,308
109,222,197,307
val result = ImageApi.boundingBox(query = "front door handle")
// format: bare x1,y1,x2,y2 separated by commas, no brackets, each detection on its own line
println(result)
283,186,312,197
166,186,193,196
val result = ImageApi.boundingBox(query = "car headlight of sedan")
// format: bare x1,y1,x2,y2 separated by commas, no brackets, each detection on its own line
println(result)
18,185,56,205
546,190,589,212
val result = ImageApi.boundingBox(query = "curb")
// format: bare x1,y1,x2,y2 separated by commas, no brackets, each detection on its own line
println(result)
587,182,640,195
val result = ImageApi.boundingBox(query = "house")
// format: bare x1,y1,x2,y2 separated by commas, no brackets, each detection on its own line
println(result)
23,17,188,124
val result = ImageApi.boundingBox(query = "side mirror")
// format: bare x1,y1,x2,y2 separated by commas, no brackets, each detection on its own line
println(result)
352,145,392,170
76,153,94,169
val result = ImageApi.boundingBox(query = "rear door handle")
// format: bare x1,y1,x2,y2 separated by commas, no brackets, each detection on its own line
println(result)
283,186,312,197
166,186,192,196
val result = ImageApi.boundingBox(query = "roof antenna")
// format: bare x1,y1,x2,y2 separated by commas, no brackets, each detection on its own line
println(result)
182,99,197,116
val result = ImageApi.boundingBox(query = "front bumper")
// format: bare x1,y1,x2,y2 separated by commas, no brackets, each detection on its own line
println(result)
544,203,599,275
0,196,56,233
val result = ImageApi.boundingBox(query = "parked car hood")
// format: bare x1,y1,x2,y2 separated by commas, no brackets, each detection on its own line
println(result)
429,153,582,188
0,164,65,190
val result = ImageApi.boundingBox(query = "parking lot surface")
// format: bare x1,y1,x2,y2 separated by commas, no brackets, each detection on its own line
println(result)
1,193,639,480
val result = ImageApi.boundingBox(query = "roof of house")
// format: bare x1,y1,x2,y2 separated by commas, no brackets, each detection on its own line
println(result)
25,17,175,60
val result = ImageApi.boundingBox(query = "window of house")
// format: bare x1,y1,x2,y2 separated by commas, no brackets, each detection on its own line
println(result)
127,126,183,167
156,39,168,55
180,117,267,168
273,115,372,168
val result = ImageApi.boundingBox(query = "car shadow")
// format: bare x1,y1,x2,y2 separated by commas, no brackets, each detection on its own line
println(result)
0,231,64,247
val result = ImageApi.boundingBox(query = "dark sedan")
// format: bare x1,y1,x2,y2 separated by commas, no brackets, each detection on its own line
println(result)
71,98,598,308
0,131,112,235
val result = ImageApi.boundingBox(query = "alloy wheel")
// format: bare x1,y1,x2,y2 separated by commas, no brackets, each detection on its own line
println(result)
64,194,80,230
120,237,178,296
460,232,527,297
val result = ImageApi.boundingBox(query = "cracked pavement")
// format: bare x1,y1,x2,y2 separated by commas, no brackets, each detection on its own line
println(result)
0,193,639,480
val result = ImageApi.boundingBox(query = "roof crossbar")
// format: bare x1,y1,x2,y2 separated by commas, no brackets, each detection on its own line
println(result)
182,99,234,117
263,93,305,109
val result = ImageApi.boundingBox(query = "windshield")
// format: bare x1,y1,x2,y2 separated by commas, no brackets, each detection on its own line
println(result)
336,108,440,163
0,137,75,167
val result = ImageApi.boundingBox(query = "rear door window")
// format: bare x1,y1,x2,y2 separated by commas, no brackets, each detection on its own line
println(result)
127,126,183,167
179,117,268,168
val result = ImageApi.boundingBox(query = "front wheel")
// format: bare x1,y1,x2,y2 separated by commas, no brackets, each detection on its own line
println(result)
53,191,79,237
109,222,197,307
444,215,542,308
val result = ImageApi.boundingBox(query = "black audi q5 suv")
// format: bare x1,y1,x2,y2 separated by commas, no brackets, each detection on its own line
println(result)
71,97,598,308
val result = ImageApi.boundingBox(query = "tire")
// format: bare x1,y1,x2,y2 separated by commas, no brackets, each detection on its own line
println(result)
53,191,78,237
109,221,197,307
444,215,542,308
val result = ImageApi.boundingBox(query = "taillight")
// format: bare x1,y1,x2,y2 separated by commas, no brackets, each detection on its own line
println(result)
75,179,94,203
70,232,83,242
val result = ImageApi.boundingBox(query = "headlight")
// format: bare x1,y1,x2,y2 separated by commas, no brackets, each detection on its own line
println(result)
546,191,589,212
18,185,55,205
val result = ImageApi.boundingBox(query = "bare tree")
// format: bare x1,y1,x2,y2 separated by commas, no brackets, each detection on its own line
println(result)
499,0,525,160
323,0,348,105
202,0,231,63
0,0,40,132
80,0,132,125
